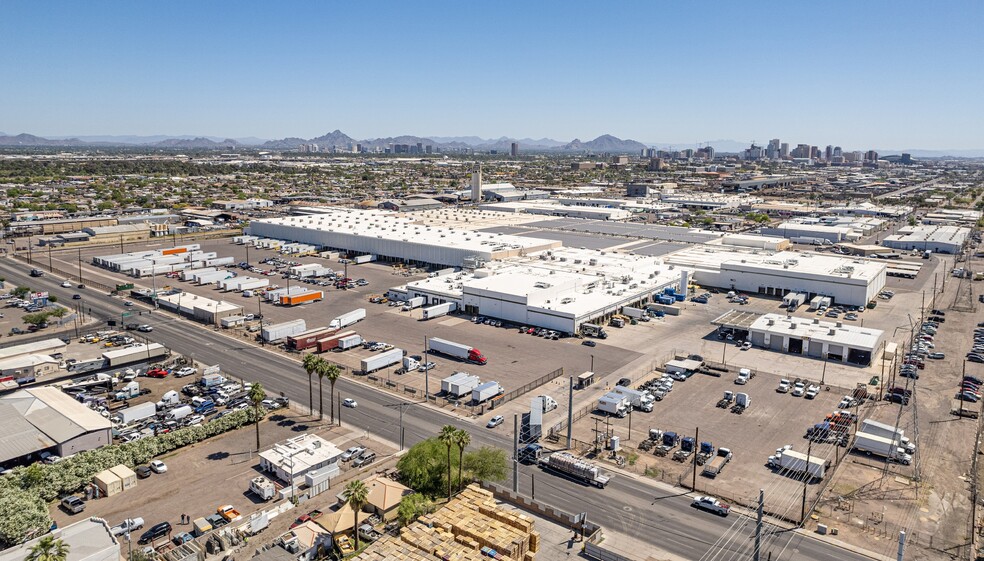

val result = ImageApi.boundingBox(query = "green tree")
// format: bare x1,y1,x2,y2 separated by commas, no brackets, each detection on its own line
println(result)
22,312,51,327
397,493,434,527
47,295,58,304
248,382,267,450
48,307,67,320
454,429,471,493
345,479,370,550
463,446,508,483
439,425,457,501
0,487,50,547
12,286,30,298
302,353,318,417
25,535,69,561
324,362,341,424
315,357,327,421
396,438,449,497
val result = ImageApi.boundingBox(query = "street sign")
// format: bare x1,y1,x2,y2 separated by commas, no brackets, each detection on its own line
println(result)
121,312,134,318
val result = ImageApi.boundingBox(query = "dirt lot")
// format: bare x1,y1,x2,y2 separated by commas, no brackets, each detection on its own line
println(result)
49,405,395,539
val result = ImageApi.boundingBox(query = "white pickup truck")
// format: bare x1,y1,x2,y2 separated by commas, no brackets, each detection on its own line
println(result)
692,496,730,516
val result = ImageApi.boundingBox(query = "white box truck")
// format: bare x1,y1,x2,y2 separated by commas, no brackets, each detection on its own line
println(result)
597,393,628,418
421,302,456,320
472,381,503,403
441,372,481,398
402,296,425,311
360,348,403,374
329,308,366,330
612,386,653,412
860,419,916,453
116,402,157,425
775,450,827,480
853,431,912,464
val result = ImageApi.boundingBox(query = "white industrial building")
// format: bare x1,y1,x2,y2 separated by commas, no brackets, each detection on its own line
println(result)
760,222,856,243
478,200,633,221
0,519,119,561
742,313,883,366
0,386,113,465
259,433,344,485
881,225,970,254
401,247,684,333
665,247,886,307
246,208,560,268
155,292,244,325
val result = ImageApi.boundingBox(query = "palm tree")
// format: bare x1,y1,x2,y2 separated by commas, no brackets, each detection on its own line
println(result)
454,428,471,492
345,479,370,550
26,535,69,561
248,382,267,450
324,362,341,424
315,357,327,421
439,424,457,501
302,353,319,417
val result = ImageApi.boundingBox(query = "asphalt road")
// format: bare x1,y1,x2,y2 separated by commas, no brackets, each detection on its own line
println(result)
0,260,877,561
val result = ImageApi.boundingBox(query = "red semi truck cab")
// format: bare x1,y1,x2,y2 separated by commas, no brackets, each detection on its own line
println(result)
468,349,488,365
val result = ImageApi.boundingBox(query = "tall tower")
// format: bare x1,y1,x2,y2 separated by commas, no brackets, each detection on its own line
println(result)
511,142,519,157
471,166,483,202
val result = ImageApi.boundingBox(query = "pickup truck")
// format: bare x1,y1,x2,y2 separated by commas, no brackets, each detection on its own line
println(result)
217,505,241,522
110,517,145,536
692,495,730,516
290,509,324,529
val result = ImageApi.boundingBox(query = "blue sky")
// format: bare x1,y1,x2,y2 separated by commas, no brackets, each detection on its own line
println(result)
2,1,982,150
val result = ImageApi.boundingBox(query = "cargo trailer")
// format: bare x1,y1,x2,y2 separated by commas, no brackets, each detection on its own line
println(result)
103,343,169,367
279,290,323,306
441,372,481,398
774,450,827,480
115,402,157,425
329,308,366,330
538,452,610,488
426,337,487,365
261,319,307,342
361,348,403,374
286,327,334,351
472,381,503,403
313,330,357,353
421,302,456,320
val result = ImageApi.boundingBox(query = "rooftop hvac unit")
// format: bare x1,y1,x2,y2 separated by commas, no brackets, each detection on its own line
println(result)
828,329,836,335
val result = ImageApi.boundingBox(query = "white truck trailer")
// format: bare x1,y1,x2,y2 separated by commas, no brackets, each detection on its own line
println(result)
360,348,403,374
612,386,654,412
472,381,503,403
261,319,307,343
116,402,157,425
860,419,916,453
329,308,366,330
427,337,488,365
597,392,628,418
441,372,481,398
853,432,912,464
421,302,456,320
774,449,828,480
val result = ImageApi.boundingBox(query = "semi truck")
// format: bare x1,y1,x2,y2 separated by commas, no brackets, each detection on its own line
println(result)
441,372,481,398
621,306,650,321
860,419,916,453
421,302,456,320
360,348,403,374
426,337,488,365
853,432,913,464
612,386,654,412
538,452,611,488
103,344,169,367
597,393,629,418
472,381,503,404
771,449,828,480
581,323,608,339
329,308,366,330
702,447,733,477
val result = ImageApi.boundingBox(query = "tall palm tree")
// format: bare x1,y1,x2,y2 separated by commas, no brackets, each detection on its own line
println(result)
315,357,327,421
324,362,341,424
454,428,471,492
345,479,370,550
248,382,267,450
26,535,69,561
302,353,319,417
439,424,458,501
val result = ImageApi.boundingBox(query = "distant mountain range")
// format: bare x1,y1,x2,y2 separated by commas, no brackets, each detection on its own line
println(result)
0,131,980,157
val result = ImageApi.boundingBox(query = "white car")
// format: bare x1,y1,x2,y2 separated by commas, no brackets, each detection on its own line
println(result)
486,415,504,428
791,382,806,397
343,398,358,408
740,341,752,351
136,325,153,332
149,460,167,474
174,367,197,378
776,379,791,393
341,446,366,462
692,495,730,516
61,281,73,288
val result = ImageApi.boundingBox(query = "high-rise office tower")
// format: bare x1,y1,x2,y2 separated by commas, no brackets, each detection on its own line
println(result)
511,142,519,157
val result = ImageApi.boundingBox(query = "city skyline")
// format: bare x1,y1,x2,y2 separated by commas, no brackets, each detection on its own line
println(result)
2,0,982,150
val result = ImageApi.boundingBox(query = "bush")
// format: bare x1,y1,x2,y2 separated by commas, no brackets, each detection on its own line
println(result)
0,408,261,545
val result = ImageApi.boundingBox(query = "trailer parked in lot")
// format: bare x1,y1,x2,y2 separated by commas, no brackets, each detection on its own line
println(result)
286,327,333,351
103,344,169,367
403,296,425,310
313,330,356,353
360,349,403,374
771,449,828,480
280,290,323,306
115,402,157,425
353,254,376,264
335,334,362,351
421,302,456,320
702,448,733,477
261,319,307,343
182,267,216,282
852,432,912,464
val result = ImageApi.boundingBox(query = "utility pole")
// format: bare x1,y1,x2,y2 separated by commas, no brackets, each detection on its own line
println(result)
567,376,574,449
722,336,727,365
932,274,938,310
801,437,813,525
512,414,519,493
627,407,632,441
961,360,966,417
78,248,83,283
821,354,828,385
896,530,906,561
47,245,52,272
590,354,594,373
692,426,699,490
423,336,430,398
754,489,764,561
119,235,124,254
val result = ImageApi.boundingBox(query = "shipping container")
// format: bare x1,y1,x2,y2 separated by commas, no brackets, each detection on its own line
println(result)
286,326,334,351
421,302,456,320
472,381,503,403
205,257,235,267
279,290,323,306
314,331,357,353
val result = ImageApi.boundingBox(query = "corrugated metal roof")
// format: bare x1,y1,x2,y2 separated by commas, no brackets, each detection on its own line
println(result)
0,403,54,463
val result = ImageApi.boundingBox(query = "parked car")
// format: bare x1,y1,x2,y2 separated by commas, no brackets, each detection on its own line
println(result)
341,446,366,462
487,415,504,428
582,340,597,347
149,460,167,473
353,451,376,467
135,466,153,478
111,518,146,536
61,496,86,514
138,522,173,545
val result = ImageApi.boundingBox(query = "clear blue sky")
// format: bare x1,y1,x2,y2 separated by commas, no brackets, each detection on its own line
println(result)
2,1,982,150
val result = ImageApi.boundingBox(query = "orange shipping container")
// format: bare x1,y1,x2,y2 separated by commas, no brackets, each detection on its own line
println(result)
280,291,323,306
161,247,188,256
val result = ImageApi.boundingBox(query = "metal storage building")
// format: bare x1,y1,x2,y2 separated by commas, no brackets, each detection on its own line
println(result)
743,313,883,366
